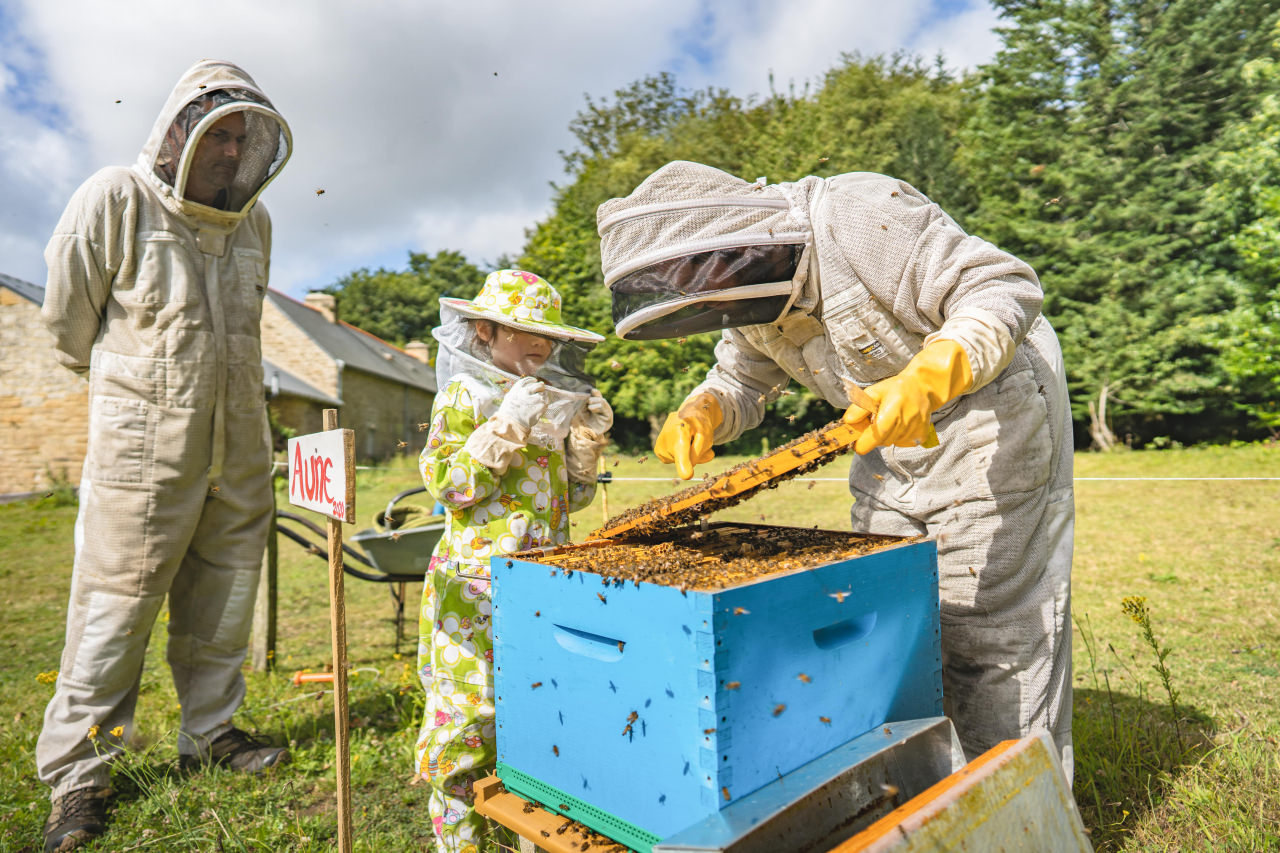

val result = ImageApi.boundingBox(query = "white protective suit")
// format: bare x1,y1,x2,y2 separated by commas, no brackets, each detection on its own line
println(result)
37,60,291,797
598,161,1074,776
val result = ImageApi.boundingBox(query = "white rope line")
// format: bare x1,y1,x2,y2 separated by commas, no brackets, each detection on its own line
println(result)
274,459,1280,483
598,476,1280,483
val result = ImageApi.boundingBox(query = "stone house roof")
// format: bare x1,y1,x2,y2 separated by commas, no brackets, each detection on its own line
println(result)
0,272,45,306
265,290,436,393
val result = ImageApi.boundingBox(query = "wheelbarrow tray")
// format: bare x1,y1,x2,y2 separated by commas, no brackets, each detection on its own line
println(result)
351,521,446,577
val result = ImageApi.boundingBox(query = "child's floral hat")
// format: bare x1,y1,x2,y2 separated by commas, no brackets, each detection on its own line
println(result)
441,269,604,343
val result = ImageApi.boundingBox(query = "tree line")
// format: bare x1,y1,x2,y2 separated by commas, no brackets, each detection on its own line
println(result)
327,0,1280,451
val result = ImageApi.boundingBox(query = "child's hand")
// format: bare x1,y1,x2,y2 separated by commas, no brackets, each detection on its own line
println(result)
575,390,613,434
496,376,549,432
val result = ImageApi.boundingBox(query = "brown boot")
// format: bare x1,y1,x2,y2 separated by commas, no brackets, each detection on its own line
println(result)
180,727,290,774
43,786,110,853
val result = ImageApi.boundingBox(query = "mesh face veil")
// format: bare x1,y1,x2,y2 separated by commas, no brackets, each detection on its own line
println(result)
159,89,289,214
432,303,597,443
597,161,814,340
138,61,292,226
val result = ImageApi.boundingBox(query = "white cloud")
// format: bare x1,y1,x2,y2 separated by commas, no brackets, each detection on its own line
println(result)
0,0,1000,296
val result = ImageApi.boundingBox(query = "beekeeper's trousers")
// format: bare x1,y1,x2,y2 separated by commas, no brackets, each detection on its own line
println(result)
36,468,271,799
847,319,1075,781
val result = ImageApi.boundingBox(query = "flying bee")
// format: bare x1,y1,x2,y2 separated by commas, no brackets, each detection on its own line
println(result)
786,415,796,423
531,682,543,689
819,716,832,725
722,786,731,801
396,440,407,449
552,745,559,756
725,681,741,690
830,590,850,603
315,188,326,196
637,456,648,464
773,704,786,717
797,673,811,683
597,593,607,604
733,607,749,615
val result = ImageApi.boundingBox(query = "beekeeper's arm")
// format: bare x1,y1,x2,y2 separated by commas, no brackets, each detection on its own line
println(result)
564,390,611,511
420,380,542,508
655,330,791,479
842,181,1044,454
41,174,123,376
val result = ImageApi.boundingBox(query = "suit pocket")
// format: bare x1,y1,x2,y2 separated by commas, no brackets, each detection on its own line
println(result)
123,231,200,306
963,368,1052,497
87,395,149,484
228,247,267,329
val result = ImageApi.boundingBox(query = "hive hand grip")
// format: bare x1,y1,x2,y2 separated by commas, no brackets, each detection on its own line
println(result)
552,624,626,662
813,612,877,649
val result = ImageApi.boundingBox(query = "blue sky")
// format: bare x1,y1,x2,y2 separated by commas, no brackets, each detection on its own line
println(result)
0,0,1002,298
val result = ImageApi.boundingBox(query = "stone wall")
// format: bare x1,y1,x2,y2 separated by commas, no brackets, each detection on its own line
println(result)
0,290,89,495
340,368,434,461
260,298,338,398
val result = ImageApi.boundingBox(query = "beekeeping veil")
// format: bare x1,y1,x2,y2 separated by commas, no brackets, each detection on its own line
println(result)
432,270,603,444
596,161,812,340
138,60,291,238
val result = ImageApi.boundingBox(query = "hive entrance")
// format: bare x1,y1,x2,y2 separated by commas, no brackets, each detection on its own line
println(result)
533,523,909,590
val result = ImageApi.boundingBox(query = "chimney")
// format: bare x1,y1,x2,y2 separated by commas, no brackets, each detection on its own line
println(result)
405,340,431,364
305,292,339,323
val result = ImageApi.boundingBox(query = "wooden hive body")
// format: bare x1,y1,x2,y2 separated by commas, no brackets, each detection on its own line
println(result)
493,524,942,851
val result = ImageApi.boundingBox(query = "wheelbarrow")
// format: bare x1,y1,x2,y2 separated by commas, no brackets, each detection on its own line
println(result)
275,486,446,654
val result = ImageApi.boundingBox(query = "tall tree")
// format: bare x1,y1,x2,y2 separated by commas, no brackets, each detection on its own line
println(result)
324,249,485,349
961,0,1280,446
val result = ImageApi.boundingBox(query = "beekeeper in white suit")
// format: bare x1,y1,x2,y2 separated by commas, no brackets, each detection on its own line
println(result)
597,161,1074,781
37,60,292,853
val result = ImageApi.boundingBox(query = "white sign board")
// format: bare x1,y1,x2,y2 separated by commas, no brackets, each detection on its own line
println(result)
287,428,354,523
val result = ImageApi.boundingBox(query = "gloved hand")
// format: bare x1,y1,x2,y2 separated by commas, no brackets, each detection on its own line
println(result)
654,392,723,480
574,390,613,435
495,376,549,439
842,340,973,455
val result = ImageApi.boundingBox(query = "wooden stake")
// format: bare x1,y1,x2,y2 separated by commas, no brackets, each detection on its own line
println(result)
252,472,278,672
323,408,354,853
598,454,609,527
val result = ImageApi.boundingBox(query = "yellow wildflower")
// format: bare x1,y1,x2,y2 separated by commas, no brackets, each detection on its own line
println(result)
110,726,124,737
86,725,100,740
36,670,59,685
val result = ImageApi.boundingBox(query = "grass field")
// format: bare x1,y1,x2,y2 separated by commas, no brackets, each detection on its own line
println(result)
1,444,1278,851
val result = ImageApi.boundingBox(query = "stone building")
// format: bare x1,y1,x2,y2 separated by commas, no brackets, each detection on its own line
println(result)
260,290,437,459
0,274,436,499
0,273,89,498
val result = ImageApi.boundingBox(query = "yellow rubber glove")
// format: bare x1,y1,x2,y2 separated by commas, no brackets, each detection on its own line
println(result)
842,340,973,455
654,392,723,479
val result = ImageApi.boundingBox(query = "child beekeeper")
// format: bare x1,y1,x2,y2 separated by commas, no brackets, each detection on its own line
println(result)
415,269,611,852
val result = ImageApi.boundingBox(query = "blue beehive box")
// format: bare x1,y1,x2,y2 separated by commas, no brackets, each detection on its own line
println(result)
493,523,941,851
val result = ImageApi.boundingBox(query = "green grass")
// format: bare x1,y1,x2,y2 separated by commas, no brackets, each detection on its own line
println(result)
1,444,1278,851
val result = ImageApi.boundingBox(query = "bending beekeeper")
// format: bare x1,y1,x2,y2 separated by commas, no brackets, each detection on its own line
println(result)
597,161,1075,779
37,60,292,852
416,270,612,852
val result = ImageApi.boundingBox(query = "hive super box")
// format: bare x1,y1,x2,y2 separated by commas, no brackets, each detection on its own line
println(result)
492,523,942,851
